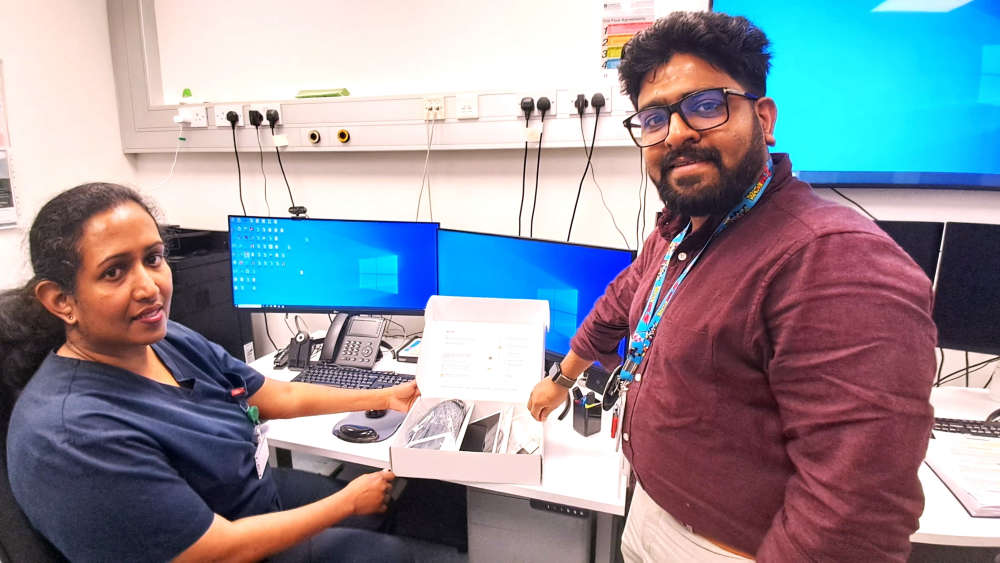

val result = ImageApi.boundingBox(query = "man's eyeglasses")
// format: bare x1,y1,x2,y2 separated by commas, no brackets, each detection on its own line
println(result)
622,88,760,148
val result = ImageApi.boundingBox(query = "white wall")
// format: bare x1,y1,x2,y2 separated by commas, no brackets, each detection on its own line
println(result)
2,1,996,384
0,0,137,289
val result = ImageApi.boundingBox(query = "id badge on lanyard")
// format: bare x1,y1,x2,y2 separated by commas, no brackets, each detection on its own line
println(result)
231,384,269,479
613,159,774,449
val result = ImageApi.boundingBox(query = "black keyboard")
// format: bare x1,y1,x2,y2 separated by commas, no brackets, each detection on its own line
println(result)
933,417,1000,438
292,363,414,390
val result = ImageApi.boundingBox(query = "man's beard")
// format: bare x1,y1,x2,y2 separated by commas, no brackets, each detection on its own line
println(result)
653,122,767,218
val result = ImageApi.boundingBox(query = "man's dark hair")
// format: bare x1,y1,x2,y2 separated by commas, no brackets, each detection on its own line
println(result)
0,183,158,425
618,11,772,108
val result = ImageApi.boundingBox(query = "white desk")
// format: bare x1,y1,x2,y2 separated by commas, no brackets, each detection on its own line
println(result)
255,355,1000,552
912,387,1000,548
252,352,628,562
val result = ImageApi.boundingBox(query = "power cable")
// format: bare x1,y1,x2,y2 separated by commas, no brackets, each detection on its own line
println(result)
227,112,246,215
254,126,271,216
567,98,602,242
829,186,877,221
578,120,630,249
529,97,551,238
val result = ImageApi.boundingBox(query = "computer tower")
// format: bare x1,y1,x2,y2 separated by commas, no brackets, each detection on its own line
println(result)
166,227,253,361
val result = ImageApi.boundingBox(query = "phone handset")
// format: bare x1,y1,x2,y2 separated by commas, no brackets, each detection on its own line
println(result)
319,313,387,369
319,313,349,362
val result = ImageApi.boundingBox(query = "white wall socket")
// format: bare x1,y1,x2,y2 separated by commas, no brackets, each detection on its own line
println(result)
246,103,282,128
422,96,445,121
213,104,243,127
174,105,208,127
515,91,558,120
557,87,613,116
455,93,479,119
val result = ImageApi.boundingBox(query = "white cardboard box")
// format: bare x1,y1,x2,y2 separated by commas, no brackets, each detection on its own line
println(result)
389,296,549,485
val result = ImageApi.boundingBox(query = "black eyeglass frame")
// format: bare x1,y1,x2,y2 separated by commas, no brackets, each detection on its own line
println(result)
622,87,761,148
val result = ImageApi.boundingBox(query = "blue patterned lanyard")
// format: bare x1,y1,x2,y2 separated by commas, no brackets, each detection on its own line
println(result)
619,158,774,385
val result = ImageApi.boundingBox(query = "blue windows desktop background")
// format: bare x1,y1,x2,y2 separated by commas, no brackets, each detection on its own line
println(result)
229,216,438,313
437,230,635,355
714,0,1000,188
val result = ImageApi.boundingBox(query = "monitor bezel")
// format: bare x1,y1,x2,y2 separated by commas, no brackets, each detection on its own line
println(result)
227,215,440,315
436,228,638,261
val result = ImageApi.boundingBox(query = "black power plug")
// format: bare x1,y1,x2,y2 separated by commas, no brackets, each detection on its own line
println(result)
226,110,239,127
574,94,588,116
536,96,552,120
591,93,606,112
520,96,535,121
266,109,279,133
248,109,263,127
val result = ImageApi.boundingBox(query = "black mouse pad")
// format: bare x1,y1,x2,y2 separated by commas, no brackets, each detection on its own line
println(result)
333,410,406,443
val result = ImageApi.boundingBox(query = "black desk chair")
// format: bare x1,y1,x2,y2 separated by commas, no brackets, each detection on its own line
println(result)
1,398,66,563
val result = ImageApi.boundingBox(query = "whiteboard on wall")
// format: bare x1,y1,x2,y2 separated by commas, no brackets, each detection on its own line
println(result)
153,0,709,104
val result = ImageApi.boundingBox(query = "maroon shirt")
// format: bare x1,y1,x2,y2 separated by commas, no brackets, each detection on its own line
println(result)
571,154,936,561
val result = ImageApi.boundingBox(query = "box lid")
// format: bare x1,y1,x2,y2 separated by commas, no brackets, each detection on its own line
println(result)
417,296,549,403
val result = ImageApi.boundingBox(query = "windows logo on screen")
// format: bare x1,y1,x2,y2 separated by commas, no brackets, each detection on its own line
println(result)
359,255,399,294
537,288,578,339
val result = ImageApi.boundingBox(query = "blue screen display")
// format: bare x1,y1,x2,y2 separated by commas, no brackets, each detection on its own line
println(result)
229,216,438,313
714,0,1000,188
437,230,635,354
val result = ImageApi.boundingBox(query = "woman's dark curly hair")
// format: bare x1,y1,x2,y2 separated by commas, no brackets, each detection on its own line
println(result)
618,11,772,108
0,183,158,423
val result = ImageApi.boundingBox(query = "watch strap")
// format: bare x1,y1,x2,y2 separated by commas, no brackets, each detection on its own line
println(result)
548,362,577,389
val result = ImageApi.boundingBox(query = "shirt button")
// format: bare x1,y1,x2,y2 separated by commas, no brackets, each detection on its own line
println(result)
677,252,688,261
635,373,642,383
623,433,629,442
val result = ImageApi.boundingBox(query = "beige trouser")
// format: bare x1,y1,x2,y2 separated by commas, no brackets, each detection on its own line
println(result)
621,482,753,562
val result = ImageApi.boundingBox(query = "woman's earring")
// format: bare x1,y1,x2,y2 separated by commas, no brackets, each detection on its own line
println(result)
67,313,74,322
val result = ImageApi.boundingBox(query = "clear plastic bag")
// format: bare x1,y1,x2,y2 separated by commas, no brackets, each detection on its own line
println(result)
406,399,470,450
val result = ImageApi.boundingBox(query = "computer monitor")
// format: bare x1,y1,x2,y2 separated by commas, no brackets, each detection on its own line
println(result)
228,216,438,314
875,221,944,282
436,229,636,356
713,1,1000,190
932,222,1000,355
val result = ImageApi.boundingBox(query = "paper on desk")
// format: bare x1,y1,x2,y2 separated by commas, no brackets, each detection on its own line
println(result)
925,433,1000,517
422,320,538,398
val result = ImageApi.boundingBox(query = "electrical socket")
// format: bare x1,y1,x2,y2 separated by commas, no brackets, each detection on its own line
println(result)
515,91,558,119
213,104,243,127
174,105,208,128
456,93,479,119
422,96,445,121
557,87,613,116
247,103,282,128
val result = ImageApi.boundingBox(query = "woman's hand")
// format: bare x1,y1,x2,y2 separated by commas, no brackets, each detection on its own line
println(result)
384,381,420,413
343,470,395,516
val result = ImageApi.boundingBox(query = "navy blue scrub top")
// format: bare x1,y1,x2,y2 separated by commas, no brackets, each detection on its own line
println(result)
7,321,278,562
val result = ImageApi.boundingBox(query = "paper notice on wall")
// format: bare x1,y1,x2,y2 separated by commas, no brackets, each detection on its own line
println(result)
602,1,655,70
0,60,9,148
0,151,15,227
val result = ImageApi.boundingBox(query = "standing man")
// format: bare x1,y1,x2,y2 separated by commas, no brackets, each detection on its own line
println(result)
528,11,936,562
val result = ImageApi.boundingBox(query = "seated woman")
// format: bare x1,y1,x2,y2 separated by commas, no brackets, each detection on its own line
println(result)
1,183,418,562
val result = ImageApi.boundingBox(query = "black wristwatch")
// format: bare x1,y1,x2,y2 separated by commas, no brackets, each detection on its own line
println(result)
547,361,577,389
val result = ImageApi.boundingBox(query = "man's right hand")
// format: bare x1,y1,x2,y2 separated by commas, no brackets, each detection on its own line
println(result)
343,469,394,515
527,379,569,421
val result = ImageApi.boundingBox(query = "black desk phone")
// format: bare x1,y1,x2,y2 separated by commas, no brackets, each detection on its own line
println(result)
319,313,387,369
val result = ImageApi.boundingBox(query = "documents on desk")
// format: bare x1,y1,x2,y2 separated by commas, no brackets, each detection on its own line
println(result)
389,296,548,485
924,432,1000,517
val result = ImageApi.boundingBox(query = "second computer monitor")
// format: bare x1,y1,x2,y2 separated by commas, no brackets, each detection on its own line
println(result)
229,216,438,314
932,222,1000,355
437,230,636,355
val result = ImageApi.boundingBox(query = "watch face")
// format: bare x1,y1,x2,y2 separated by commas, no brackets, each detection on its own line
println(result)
548,361,561,380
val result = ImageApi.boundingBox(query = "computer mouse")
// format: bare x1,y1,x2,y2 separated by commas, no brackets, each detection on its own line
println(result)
365,409,387,419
